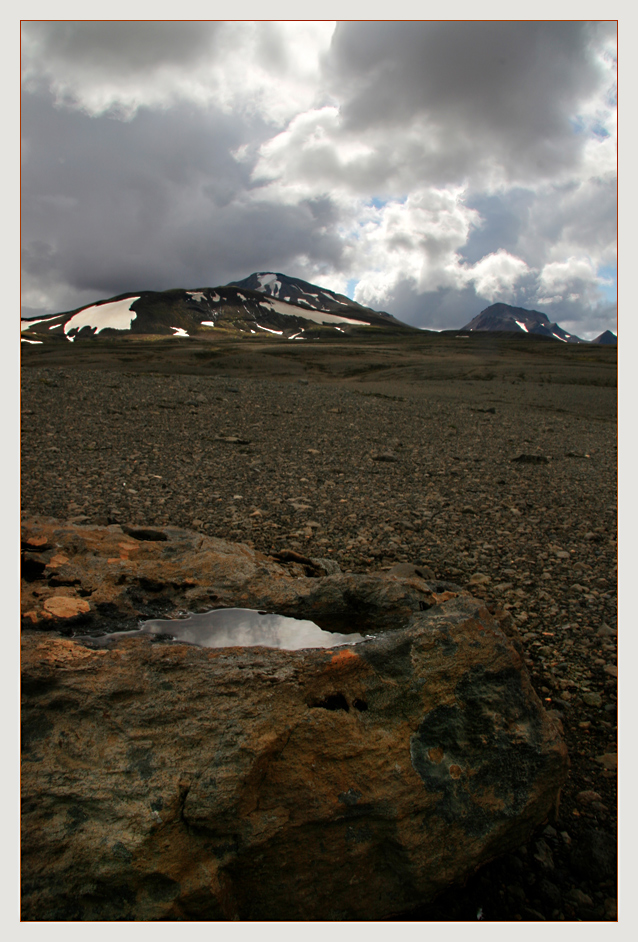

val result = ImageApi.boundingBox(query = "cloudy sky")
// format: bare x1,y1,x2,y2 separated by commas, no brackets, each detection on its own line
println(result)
21,19,617,337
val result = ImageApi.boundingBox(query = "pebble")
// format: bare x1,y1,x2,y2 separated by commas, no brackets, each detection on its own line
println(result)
569,888,594,908
576,790,602,805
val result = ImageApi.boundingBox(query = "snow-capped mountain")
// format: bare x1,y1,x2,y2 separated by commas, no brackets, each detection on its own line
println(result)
462,303,583,343
228,272,402,323
20,275,410,344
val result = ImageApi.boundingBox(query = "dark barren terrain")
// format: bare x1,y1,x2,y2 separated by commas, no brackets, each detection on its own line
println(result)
21,330,617,921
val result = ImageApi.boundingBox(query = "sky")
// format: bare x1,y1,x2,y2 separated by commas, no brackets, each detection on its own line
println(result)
21,19,617,338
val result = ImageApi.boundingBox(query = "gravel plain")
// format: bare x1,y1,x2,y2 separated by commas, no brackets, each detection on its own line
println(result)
21,336,617,922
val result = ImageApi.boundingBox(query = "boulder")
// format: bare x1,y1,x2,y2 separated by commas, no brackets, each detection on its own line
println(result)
21,519,568,921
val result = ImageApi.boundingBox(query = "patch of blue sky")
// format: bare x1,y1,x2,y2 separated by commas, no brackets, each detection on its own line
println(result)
569,116,611,140
346,278,359,299
367,196,407,210
569,116,586,135
597,265,617,302
591,123,610,140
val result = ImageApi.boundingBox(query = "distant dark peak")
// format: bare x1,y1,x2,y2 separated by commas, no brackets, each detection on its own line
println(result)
462,303,583,343
485,302,550,323
464,303,550,331
592,329,617,345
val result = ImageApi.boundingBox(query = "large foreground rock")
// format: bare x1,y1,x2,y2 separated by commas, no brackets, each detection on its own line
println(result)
21,519,568,921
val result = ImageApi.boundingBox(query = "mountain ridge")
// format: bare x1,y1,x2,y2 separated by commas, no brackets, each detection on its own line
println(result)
21,275,614,345
21,273,413,343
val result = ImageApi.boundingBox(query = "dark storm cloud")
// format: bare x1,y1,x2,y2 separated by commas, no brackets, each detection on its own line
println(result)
23,21,221,82
519,177,617,267
380,280,483,330
21,89,347,316
326,21,615,184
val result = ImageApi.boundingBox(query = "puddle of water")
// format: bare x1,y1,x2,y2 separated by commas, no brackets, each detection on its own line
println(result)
76,608,370,650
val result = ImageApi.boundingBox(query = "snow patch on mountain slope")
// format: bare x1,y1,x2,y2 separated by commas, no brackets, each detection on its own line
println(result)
256,273,282,296
251,273,355,311
170,327,189,337
259,297,368,326
255,324,283,335
187,291,206,303
64,297,140,336
21,316,59,331
515,320,529,332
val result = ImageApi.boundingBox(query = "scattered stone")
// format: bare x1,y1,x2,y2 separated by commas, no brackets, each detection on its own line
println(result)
538,878,561,908
576,791,603,806
469,573,491,585
582,692,603,708
594,753,617,771
309,557,341,576
386,562,435,581
533,839,554,870
604,898,617,919
569,889,594,908
570,828,617,881
511,454,549,464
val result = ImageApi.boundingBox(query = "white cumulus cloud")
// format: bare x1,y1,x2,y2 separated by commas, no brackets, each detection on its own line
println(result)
465,250,531,303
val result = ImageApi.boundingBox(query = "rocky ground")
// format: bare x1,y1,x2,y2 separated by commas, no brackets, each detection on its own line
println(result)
21,340,617,922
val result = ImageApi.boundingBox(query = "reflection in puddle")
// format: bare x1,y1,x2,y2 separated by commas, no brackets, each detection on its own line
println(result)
77,608,369,650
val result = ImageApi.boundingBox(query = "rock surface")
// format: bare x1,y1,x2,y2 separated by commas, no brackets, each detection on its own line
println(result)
21,520,568,921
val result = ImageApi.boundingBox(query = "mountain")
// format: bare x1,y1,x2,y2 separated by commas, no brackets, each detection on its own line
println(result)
20,273,412,344
591,329,617,345
461,303,583,343
228,272,403,323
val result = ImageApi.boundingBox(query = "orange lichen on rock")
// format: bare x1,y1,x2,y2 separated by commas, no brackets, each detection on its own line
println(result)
45,553,69,569
42,597,90,619
329,649,359,666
